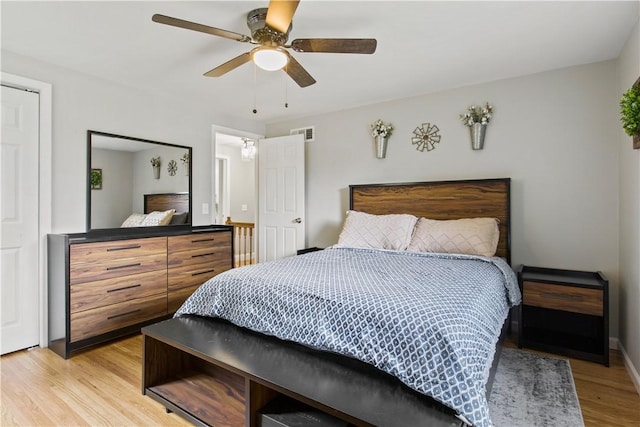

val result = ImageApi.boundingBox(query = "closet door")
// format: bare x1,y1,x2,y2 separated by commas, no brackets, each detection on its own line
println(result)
1,85,40,354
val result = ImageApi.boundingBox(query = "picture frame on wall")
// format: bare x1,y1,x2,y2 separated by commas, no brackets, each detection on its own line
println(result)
90,168,102,190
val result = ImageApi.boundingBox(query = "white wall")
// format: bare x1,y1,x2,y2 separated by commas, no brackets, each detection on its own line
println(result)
617,17,640,390
131,146,189,214
267,61,621,339
90,148,134,229
1,50,265,232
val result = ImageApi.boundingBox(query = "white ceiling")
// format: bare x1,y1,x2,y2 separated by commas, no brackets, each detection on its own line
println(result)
2,1,638,125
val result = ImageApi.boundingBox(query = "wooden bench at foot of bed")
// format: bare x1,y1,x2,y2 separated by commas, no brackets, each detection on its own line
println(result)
142,315,465,427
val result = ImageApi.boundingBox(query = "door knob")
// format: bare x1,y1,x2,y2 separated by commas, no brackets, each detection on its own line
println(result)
293,218,302,224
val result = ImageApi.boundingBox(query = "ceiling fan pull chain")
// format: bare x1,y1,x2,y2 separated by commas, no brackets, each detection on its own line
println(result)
252,63,258,114
284,64,289,108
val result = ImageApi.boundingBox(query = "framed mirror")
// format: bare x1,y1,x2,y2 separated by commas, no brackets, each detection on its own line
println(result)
87,130,192,233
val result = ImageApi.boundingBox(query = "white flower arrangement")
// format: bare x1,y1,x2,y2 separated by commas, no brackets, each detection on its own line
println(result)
181,152,190,164
150,156,161,167
459,103,494,127
371,119,393,138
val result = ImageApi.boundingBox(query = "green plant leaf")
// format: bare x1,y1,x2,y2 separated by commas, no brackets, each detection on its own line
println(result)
620,85,640,136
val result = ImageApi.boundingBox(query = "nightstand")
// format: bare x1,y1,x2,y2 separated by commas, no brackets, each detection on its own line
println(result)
517,265,609,366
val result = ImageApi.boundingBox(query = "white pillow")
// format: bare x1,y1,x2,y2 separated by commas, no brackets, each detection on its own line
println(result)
335,210,418,251
407,217,500,257
140,209,175,226
121,213,147,228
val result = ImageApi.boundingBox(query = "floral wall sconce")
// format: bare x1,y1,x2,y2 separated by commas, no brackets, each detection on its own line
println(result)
150,156,161,179
460,102,493,150
620,77,640,149
181,152,190,175
411,123,441,152
371,119,393,158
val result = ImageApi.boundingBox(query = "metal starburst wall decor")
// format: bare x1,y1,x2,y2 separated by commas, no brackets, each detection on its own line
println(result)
411,123,441,152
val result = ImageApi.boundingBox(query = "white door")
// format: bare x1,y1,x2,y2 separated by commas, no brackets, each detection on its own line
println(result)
1,85,40,354
258,134,305,262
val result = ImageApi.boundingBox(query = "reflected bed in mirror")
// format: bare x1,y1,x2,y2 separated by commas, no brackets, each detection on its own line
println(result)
87,130,192,233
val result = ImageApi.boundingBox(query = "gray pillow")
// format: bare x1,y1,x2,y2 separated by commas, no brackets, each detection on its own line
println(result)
169,211,188,225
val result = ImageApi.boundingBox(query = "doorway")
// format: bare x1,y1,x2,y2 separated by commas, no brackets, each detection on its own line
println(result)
212,126,262,266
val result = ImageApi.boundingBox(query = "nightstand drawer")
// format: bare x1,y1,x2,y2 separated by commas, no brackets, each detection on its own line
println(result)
523,281,602,316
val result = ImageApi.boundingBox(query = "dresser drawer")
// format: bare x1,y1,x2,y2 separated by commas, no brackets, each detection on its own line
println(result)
70,237,167,264
168,245,232,269
523,281,603,316
70,269,167,314
70,252,167,285
168,232,231,253
168,260,232,291
168,284,200,313
70,294,167,342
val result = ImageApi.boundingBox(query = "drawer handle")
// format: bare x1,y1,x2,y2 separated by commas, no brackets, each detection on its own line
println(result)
541,292,584,302
192,269,215,277
107,244,141,252
192,252,215,258
107,284,141,293
106,263,141,271
107,309,141,320
192,238,215,243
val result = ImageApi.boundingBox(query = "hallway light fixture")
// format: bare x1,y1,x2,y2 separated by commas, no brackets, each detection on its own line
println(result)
241,139,257,161
251,46,289,71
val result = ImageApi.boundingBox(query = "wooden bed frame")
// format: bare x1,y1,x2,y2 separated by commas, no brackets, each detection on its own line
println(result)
144,192,190,216
141,178,512,427
350,178,510,263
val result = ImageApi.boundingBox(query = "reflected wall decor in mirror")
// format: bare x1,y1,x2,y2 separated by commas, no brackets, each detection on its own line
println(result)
87,130,192,233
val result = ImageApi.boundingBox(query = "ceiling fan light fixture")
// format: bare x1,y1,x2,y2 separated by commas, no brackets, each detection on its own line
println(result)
252,47,289,71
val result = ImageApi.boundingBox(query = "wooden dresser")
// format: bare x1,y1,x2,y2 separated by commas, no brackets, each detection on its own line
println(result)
48,226,233,358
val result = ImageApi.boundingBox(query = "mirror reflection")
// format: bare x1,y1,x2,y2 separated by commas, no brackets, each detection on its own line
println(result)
88,131,191,231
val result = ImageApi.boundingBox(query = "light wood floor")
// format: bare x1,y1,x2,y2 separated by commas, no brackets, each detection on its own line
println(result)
1,333,638,426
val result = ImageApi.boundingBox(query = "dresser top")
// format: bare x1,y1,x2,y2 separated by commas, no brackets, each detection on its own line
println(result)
51,225,232,244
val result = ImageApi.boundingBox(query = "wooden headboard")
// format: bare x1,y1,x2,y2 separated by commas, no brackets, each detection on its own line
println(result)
144,193,189,215
349,178,511,264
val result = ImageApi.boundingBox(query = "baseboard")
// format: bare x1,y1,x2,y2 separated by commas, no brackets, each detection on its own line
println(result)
619,341,640,396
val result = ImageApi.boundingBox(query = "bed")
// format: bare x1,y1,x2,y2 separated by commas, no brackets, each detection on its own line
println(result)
142,178,520,427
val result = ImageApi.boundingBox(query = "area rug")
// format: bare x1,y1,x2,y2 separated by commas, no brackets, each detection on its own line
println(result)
488,348,584,427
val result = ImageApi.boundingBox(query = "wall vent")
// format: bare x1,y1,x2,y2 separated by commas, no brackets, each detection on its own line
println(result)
290,126,315,142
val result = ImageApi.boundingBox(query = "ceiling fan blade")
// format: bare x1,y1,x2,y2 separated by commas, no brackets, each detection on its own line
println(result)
204,52,252,77
284,55,316,88
152,14,252,43
265,0,300,34
291,38,377,54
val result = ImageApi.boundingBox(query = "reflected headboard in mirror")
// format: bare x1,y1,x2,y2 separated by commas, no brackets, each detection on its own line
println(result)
87,130,192,233
144,193,190,225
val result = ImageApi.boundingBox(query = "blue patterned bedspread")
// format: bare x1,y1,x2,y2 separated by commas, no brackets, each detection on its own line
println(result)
176,247,521,427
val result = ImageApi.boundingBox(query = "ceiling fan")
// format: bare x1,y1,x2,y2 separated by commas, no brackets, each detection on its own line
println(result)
152,0,377,88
